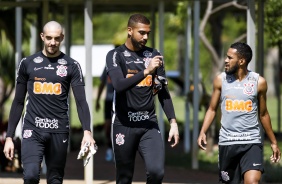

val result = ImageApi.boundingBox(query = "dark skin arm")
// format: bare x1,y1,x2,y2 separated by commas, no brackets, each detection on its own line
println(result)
258,76,281,163
197,74,221,150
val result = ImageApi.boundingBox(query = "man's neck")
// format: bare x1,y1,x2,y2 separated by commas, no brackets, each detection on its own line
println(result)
236,69,248,81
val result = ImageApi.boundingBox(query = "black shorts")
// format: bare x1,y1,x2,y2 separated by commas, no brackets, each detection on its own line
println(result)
218,143,264,184
104,100,112,120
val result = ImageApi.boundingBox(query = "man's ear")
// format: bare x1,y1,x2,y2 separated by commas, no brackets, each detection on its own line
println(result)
60,33,65,42
40,33,44,41
127,27,132,37
239,58,246,66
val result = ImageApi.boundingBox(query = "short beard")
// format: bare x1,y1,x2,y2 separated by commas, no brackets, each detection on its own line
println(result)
225,64,238,75
131,37,144,50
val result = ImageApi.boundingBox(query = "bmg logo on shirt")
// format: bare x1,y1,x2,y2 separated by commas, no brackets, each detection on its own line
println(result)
33,82,62,95
35,117,59,129
225,99,252,112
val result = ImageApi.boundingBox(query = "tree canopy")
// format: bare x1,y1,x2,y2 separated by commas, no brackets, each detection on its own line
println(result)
265,0,282,47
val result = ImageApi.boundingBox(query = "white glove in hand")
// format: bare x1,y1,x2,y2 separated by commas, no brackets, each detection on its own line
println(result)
77,142,98,167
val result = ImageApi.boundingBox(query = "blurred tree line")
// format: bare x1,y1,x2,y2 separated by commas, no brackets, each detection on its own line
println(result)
0,0,282,125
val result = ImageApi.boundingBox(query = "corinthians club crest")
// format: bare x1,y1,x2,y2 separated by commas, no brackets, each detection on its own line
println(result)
116,133,125,146
143,50,152,68
56,65,68,77
243,83,254,96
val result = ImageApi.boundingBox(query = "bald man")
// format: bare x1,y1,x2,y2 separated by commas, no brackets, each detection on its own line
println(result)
3,21,95,184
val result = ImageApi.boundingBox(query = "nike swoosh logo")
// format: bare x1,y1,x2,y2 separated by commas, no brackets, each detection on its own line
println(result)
253,163,261,166
63,139,68,143
34,67,43,71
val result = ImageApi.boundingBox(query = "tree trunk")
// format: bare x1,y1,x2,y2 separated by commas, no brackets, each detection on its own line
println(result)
177,33,186,95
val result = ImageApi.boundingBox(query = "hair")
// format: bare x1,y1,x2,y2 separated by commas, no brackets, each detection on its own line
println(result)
230,42,252,64
127,14,150,27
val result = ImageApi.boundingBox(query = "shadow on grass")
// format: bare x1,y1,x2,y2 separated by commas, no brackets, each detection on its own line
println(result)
263,162,282,183
164,146,218,174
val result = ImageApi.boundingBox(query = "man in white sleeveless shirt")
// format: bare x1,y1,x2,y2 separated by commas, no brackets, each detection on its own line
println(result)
198,42,281,184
